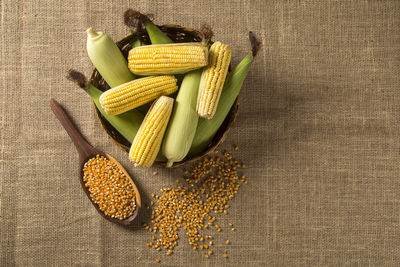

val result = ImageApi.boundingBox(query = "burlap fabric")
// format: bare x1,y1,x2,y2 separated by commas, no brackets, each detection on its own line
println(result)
1,1,400,266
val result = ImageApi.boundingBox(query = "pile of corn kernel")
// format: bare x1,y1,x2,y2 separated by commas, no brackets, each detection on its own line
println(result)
145,148,247,261
83,154,136,220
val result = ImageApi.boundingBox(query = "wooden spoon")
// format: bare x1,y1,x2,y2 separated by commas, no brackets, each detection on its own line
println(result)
49,98,141,226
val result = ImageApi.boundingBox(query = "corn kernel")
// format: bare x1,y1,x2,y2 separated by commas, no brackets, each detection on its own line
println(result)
144,151,246,256
82,155,136,220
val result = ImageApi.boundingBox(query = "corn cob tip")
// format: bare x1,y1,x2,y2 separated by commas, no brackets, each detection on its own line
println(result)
249,31,261,57
67,69,87,89
99,93,106,110
86,27,99,39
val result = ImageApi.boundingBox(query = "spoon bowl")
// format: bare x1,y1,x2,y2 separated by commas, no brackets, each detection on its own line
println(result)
50,98,141,226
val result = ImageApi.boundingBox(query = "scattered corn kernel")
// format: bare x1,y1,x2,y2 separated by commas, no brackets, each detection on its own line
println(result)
155,258,160,263
82,155,136,220
223,253,228,258
234,145,239,151
225,240,230,245
144,151,246,256
204,254,209,258
153,171,159,175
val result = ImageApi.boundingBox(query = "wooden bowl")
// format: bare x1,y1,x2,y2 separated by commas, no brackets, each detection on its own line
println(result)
89,24,239,167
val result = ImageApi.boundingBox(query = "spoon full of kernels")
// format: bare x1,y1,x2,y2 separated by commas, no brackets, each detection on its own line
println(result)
50,98,141,226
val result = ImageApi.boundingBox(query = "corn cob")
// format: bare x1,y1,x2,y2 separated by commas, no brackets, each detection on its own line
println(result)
189,32,260,156
162,69,202,167
86,28,135,88
128,43,208,75
99,75,177,115
197,41,231,119
129,96,174,167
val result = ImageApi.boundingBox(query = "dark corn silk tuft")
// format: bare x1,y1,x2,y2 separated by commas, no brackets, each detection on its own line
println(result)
67,69,87,89
200,25,214,44
249,31,261,57
123,9,151,35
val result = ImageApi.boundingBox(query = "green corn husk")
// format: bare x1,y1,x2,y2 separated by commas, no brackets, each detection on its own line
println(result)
162,69,202,167
86,27,135,88
143,21,173,44
188,32,261,156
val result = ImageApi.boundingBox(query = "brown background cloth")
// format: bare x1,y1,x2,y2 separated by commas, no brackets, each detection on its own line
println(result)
1,0,400,266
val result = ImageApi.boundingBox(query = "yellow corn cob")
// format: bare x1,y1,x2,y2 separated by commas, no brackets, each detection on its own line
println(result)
99,75,177,115
197,41,231,119
129,96,174,167
128,43,208,75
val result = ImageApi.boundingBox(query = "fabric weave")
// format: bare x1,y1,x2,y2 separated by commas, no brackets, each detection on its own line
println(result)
1,0,400,266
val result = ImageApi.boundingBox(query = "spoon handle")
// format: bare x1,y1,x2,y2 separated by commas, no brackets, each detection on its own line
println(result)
49,98,96,159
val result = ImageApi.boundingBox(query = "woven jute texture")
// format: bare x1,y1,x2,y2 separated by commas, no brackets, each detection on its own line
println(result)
1,0,400,266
